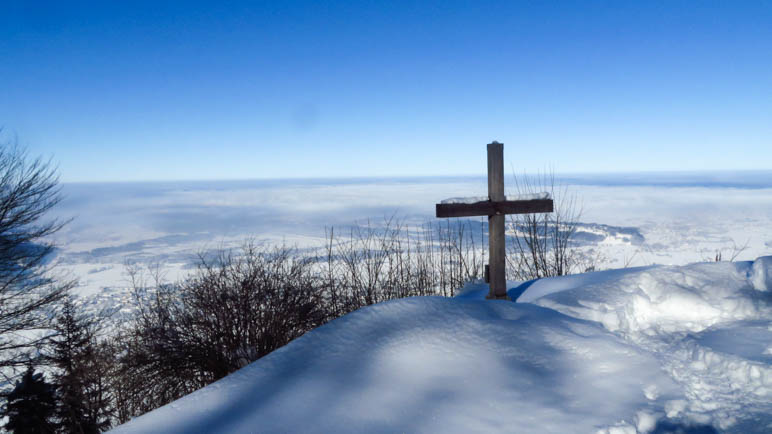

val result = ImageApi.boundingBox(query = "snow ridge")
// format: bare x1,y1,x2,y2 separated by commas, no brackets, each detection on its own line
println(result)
520,257,772,432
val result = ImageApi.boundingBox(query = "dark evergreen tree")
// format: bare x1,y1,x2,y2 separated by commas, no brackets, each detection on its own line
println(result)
48,297,111,433
3,366,58,434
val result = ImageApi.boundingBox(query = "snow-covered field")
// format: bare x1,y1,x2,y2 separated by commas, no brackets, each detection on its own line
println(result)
48,173,772,324
110,257,772,433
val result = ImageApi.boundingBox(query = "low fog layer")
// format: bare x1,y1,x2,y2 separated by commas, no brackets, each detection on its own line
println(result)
49,173,772,299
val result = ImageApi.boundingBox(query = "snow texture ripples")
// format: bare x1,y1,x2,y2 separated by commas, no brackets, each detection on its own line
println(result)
520,257,772,432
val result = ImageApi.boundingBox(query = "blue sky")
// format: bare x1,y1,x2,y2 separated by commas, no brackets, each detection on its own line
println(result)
1,1,771,182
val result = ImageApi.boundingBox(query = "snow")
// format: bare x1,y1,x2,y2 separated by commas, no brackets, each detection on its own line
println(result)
518,261,771,336
440,195,489,204
515,259,772,432
111,256,772,433
750,256,772,291
440,192,551,204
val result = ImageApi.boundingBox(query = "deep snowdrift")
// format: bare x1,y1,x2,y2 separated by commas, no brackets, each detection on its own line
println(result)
111,258,772,433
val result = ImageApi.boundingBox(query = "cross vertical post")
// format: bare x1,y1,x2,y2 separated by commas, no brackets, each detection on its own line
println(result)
486,142,508,299
435,141,553,300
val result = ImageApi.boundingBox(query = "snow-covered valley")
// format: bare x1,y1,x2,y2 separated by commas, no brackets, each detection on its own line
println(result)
51,175,772,317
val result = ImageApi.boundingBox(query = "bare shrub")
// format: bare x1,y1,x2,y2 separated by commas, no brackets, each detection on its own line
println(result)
706,238,750,262
116,243,326,415
328,216,485,311
0,142,73,379
507,171,581,279
113,217,491,419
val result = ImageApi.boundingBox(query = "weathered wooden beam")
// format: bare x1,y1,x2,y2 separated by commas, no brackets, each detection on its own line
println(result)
488,142,505,203
487,142,507,300
435,199,553,218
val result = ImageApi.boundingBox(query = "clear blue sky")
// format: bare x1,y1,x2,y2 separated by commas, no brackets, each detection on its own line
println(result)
2,1,771,182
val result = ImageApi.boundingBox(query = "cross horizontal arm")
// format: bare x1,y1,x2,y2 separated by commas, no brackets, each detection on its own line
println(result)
436,199,553,218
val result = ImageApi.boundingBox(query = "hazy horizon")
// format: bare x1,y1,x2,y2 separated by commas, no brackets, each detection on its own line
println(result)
59,169,772,189
48,173,772,300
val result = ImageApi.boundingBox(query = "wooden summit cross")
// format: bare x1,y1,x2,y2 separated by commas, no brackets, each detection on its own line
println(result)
435,141,553,300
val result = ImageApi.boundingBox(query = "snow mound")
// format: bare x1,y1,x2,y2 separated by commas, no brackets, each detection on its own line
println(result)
111,298,683,434
519,261,772,336
519,257,772,431
111,258,772,433
750,256,772,291
518,262,772,336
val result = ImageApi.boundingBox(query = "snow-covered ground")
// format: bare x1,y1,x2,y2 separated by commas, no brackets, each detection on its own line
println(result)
110,256,772,433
